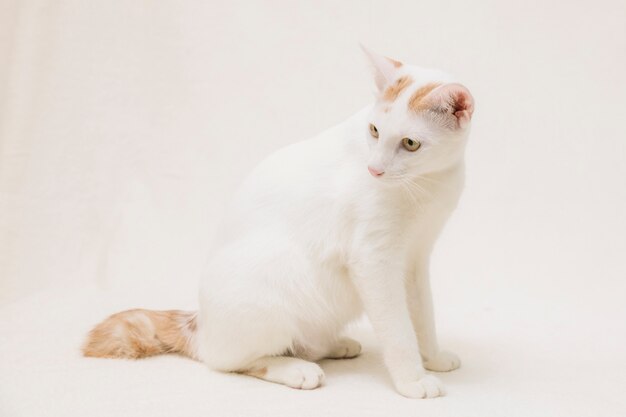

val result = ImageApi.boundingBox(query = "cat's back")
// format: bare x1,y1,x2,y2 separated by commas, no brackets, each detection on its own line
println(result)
241,109,368,199
248,110,367,187
218,109,369,240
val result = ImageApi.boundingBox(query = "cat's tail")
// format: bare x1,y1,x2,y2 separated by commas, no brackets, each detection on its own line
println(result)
82,309,198,360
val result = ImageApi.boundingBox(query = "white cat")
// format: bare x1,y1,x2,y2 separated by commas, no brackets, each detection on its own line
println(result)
83,47,474,399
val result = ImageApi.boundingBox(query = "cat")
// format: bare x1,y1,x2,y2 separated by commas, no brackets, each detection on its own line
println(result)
83,46,474,399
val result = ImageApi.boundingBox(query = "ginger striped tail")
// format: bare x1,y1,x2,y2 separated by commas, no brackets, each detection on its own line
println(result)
82,309,198,360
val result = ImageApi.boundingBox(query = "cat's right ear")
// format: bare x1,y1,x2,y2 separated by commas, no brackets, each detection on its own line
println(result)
360,44,402,92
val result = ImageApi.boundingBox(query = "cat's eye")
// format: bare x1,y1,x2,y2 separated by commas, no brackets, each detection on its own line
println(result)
369,123,379,138
402,138,421,152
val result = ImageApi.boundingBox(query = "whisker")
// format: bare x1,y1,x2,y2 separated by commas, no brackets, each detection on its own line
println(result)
399,179,428,210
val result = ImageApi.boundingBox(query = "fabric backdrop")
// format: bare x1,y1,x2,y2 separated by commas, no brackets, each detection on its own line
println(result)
1,1,625,416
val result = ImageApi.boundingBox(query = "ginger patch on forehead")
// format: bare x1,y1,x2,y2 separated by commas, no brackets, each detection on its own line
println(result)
408,82,441,112
383,76,413,102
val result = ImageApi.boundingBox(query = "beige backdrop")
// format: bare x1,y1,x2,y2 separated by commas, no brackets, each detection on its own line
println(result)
1,1,625,415
3,0,624,303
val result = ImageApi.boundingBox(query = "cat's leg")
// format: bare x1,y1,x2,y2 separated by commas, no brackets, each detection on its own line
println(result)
324,337,362,359
407,258,460,372
351,253,444,399
198,234,329,389
240,356,325,390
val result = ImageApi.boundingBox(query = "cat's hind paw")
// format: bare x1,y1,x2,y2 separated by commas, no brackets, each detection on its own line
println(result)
423,350,461,372
282,361,325,389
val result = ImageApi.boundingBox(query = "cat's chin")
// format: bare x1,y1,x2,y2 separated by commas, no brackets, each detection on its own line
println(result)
370,177,404,188
371,175,414,187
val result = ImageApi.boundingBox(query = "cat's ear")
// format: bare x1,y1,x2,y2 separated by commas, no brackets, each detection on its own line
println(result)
426,83,475,129
360,44,402,91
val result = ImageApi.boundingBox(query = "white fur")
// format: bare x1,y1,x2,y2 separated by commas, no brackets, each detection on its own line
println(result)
195,50,473,398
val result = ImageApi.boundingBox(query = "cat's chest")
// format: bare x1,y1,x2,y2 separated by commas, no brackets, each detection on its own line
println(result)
344,183,455,247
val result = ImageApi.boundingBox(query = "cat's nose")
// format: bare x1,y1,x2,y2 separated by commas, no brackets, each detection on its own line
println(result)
368,166,384,177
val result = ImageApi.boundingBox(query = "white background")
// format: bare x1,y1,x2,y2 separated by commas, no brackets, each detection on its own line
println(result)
1,1,625,416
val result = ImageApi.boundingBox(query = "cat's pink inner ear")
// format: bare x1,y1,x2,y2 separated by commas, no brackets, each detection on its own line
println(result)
429,83,474,129
360,44,402,91
386,57,403,68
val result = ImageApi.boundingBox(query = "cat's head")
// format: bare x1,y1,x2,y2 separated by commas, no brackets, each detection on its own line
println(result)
362,47,474,181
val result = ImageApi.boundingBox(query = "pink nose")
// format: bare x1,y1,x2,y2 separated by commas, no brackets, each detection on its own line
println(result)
368,166,384,177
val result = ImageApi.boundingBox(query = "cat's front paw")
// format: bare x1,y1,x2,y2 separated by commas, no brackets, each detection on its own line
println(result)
423,350,461,372
395,375,445,399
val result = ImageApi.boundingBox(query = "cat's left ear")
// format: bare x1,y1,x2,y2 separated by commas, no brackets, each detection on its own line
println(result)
426,83,475,129
360,44,402,91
